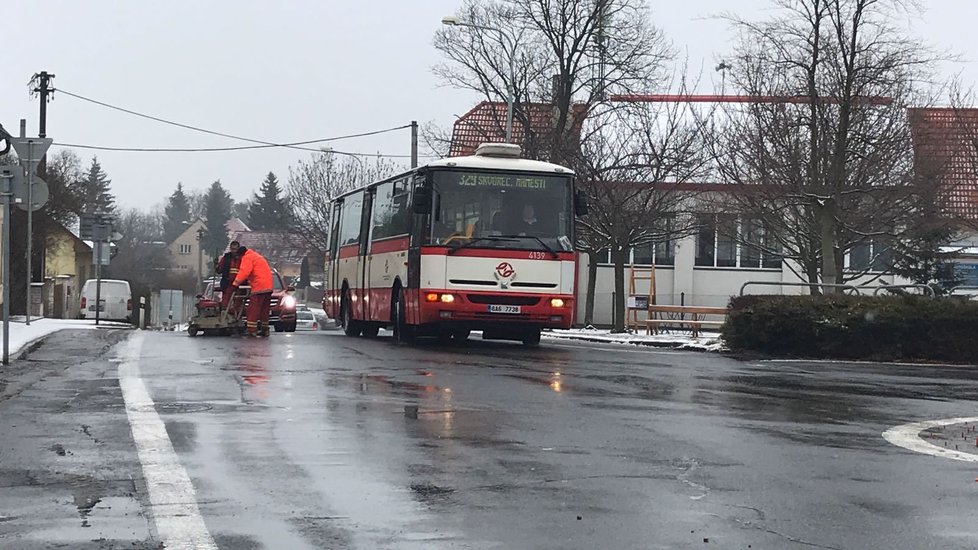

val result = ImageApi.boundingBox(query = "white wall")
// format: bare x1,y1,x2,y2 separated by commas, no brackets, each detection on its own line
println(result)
576,233,905,327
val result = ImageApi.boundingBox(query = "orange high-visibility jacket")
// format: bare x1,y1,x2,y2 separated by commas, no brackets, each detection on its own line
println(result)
233,248,274,293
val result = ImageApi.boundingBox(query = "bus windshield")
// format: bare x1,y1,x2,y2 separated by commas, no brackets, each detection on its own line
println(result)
430,170,574,252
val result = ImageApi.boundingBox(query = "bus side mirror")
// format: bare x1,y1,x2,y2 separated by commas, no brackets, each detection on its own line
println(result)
575,190,589,216
413,188,431,214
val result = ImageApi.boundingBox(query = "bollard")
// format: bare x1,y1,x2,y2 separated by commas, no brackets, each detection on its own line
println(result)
138,296,146,330
168,310,173,331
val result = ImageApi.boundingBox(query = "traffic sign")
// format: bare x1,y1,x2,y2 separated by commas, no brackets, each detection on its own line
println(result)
10,137,52,171
92,223,112,242
13,176,49,212
79,213,115,240
92,241,110,266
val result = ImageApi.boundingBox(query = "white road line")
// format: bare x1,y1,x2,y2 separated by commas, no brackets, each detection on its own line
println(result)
117,332,217,549
882,417,978,463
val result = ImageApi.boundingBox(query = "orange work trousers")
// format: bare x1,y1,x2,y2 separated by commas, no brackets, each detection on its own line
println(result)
246,290,272,335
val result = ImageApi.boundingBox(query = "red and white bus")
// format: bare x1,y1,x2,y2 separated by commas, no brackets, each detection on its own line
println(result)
323,143,587,346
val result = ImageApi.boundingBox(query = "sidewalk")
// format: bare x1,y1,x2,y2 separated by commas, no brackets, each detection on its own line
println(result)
542,326,724,352
1,318,131,358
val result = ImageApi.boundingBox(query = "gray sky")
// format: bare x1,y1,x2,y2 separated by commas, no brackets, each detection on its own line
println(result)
3,1,976,210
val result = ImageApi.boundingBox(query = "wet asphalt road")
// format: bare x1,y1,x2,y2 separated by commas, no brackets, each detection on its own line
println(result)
1,327,978,549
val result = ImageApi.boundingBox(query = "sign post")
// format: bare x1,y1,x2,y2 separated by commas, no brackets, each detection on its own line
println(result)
0,165,22,366
10,131,52,326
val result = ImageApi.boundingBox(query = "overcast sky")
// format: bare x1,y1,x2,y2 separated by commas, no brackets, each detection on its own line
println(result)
3,1,976,211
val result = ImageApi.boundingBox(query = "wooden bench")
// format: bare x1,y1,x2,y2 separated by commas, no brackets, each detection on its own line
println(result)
645,305,727,338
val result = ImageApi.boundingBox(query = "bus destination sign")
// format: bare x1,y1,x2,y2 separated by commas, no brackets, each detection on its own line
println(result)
456,173,551,190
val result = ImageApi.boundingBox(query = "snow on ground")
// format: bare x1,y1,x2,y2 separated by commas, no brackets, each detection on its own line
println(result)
543,327,725,352
1,318,131,357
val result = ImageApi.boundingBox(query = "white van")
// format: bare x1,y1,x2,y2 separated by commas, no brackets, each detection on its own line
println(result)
79,279,133,322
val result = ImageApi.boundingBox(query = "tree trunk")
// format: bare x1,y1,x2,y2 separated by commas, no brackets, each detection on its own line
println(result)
818,201,838,293
806,260,821,295
612,246,627,333
584,251,598,326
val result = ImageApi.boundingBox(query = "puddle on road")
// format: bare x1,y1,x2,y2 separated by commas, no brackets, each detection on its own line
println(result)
73,494,101,527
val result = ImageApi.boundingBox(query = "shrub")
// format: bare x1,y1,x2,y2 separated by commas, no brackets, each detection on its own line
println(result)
722,294,978,363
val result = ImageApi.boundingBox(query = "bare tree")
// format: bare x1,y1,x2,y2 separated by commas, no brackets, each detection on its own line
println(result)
287,152,401,252
578,102,709,330
434,0,672,163
108,208,172,292
703,0,939,289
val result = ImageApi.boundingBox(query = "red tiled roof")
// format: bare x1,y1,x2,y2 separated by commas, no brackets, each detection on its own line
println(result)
910,108,978,220
226,217,250,233
230,230,318,268
449,101,587,160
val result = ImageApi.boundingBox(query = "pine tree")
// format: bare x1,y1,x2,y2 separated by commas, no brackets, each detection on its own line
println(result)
247,171,291,230
163,183,192,242
80,156,116,213
202,181,233,258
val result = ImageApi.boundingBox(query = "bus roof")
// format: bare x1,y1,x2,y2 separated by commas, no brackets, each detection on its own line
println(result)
425,154,575,175
333,146,574,201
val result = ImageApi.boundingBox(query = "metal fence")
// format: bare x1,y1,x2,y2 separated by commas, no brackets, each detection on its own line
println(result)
150,289,195,329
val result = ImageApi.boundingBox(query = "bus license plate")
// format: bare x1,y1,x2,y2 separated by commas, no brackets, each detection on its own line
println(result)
488,304,521,314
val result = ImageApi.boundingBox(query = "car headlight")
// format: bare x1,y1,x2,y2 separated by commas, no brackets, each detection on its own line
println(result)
282,295,296,308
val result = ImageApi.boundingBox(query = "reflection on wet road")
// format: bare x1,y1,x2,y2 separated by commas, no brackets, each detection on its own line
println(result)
130,330,978,549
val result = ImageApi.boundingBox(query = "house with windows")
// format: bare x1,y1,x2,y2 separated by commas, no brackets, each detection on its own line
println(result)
168,218,208,280
167,217,251,283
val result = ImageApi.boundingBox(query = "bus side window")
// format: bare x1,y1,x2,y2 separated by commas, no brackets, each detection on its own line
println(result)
329,201,342,258
389,178,411,236
339,191,363,246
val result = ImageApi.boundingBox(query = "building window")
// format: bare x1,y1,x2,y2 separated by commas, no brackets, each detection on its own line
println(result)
695,214,716,266
179,244,192,255
716,215,738,267
847,239,892,273
695,214,782,269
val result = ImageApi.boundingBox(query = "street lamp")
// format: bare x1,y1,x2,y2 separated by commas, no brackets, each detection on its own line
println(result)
442,15,516,144
196,227,205,295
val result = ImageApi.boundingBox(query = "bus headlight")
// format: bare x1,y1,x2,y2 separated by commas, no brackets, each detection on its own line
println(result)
426,293,456,303
282,295,297,308
550,298,565,308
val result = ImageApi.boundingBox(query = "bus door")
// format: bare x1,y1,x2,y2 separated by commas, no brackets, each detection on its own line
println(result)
365,177,412,323
327,200,342,317
355,189,374,321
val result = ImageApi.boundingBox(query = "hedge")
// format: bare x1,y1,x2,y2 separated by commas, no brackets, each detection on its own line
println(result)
722,294,978,363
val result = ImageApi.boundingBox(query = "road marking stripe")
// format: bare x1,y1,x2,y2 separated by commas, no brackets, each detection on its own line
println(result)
882,417,978,463
117,332,217,549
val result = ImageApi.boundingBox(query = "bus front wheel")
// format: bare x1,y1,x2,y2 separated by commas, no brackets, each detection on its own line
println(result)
522,328,541,347
341,290,362,337
392,288,415,344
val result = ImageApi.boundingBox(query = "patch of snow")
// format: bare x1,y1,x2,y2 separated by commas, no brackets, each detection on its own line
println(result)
543,327,725,352
1,318,131,357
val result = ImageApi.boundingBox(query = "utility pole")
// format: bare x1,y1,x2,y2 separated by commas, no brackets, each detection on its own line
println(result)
410,120,418,168
29,71,55,177
196,227,205,295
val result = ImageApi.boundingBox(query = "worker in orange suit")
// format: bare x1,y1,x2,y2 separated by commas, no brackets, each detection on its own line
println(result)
230,246,274,337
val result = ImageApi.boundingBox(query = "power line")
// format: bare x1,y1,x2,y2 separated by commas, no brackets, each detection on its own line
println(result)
54,87,411,151
51,140,437,159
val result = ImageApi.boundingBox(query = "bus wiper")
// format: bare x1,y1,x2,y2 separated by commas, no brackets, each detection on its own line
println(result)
498,235,559,259
447,236,518,254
